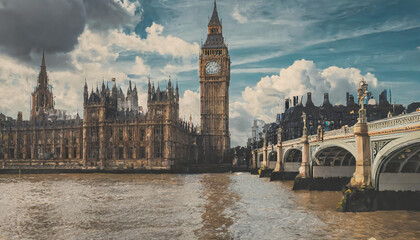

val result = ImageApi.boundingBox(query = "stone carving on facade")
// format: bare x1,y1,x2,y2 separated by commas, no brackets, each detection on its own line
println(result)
372,140,392,162
317,125,324,141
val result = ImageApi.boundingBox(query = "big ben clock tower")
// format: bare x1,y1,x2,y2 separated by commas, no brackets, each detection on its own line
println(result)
199,0,230,163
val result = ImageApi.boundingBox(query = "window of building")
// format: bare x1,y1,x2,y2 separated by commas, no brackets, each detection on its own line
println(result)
154,142,162,158
119,128,123,141
128,147,133,159
119,147,123,159
128,128,133,141
139,147,145,159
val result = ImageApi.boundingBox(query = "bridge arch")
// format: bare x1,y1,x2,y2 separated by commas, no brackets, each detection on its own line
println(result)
312,145,356,178
282,148,302,173
268,151,277,162
257,152,263,168
313,144,356,167
313,142,356,164
284,148,302,163
372,132,420,191
267,150,277,169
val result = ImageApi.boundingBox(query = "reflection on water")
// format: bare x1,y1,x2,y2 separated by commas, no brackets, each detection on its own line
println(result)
195,174,239,240
0,173,419,239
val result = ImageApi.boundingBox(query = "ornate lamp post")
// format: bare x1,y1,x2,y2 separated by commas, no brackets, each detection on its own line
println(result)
350,79,372,187
357,79,369,123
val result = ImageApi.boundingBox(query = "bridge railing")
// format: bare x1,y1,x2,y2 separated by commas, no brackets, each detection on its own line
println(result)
254,112,420,152
368,111,420,132
282,138,302,148
323,125,354,139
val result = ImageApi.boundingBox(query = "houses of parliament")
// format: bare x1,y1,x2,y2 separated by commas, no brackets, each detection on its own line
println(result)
0,1,231,171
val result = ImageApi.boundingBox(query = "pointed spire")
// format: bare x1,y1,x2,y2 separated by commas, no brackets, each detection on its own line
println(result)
209,0,221,27
175,80,179,100
41,49,46,68
84,79,88,103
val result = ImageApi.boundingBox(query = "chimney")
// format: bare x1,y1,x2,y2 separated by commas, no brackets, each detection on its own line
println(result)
17,111,23,122
346,92,349,106
285,98,290,111
293,96,299,107
306,92,314,107
323,93,331,106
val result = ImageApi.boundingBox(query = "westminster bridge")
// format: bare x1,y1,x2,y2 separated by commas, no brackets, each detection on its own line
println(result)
252,110,420,193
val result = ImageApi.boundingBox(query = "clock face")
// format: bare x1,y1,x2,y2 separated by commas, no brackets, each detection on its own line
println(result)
205,61,219,74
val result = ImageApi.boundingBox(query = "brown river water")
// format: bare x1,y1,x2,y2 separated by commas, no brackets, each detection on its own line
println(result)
0,173,419,239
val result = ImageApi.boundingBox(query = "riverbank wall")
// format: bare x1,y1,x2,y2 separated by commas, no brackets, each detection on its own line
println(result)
0,164,233,174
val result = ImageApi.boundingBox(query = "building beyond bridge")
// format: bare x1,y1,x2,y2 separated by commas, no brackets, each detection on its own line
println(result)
249,89,409,149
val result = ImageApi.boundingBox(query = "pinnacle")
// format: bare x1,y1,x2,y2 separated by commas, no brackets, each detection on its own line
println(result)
209,0,221,26
41,50,46,67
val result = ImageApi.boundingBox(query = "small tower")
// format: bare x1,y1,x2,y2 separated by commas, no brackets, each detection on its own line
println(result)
31,50,55,121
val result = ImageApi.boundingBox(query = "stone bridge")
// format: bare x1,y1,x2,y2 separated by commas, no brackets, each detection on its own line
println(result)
252,111,420,192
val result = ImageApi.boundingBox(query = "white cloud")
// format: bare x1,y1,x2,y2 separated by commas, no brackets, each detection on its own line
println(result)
231,68,280,74
162,63,197,76
109,23,200,59
417,46,420,51
179,90,200,126
0,54,37,117
229,59,378,146
132,56,151,76
232,5,247,24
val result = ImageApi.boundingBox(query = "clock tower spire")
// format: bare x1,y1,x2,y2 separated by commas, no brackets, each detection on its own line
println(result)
199,0,230,164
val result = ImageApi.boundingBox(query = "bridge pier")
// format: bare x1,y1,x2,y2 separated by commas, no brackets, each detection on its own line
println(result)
262,139,268,169
250,150,258,175
259,138,273,177
350,119,371,187
270,128,287,181
339,102,375,211
293,114,311,189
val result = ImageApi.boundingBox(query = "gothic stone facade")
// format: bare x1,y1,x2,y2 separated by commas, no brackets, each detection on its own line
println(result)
0,1,229,169
0,56,197,170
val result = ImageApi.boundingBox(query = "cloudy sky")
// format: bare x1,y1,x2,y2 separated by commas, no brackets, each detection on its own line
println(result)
0,0,419,146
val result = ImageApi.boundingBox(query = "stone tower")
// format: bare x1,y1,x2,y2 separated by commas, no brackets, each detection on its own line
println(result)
31,51,54,120
83,81,110,167
147,79,180,168
199,0,230,163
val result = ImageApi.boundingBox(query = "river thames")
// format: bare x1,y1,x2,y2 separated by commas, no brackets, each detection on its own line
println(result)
0,173,419,239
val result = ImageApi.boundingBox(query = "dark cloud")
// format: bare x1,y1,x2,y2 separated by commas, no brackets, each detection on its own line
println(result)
0,0,139,61
84,0,139,31
0,0,86,58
